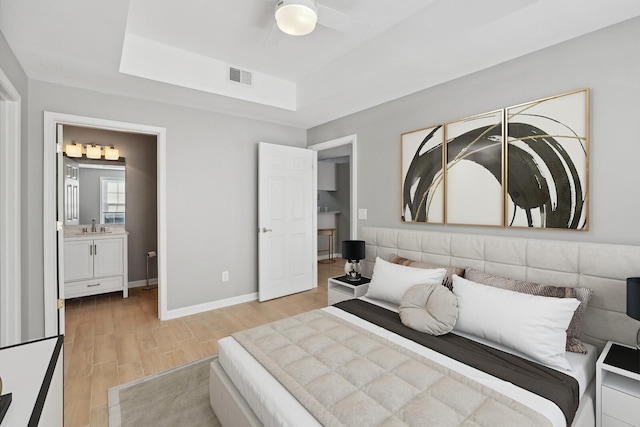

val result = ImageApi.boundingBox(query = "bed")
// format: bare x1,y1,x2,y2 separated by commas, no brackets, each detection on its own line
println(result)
209,227,640,426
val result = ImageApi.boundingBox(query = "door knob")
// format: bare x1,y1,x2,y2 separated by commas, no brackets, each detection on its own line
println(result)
259,227,273,233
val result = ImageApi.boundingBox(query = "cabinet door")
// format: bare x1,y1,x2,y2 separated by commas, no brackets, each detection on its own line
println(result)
93,238,124,278
64,240,94,281
317,161,336,191
602,414,634,427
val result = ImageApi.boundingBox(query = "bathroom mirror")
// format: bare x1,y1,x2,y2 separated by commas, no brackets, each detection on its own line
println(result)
63,156,126,225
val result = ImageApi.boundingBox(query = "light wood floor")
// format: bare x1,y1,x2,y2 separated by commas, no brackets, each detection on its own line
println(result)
64,260,345,427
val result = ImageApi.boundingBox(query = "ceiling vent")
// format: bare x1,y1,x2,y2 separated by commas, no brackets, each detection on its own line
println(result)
228,66,253,86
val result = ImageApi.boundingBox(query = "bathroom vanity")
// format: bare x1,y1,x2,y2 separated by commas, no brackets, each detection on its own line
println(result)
63,228,128,299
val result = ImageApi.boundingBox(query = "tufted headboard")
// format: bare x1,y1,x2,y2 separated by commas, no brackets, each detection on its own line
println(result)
360,226,640,352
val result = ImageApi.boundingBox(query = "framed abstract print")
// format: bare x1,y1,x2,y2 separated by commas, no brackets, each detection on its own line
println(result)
505,89,589,230
401,124,445,223
445,110,504,226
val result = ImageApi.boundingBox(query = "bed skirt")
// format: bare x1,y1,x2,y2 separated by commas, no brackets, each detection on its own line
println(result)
209,356,261,427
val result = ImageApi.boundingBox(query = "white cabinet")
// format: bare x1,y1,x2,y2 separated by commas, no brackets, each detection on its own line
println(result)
596,341,640,427
328,276,370,305
318,161,336,191
64,234,128,299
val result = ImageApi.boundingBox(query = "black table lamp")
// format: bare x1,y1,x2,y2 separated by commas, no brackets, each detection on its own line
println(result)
626,277,640,350
342,240,365,281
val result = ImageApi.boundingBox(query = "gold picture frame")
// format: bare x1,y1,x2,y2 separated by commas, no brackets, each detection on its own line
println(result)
401,124,445,224
505,88,589,230
399,88,590,231
445,110,504,227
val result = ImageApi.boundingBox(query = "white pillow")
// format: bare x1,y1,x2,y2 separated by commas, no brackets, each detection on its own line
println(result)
451,275,580,371
365,257,446,305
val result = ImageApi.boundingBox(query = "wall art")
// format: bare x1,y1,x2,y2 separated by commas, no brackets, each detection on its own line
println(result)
401,125,445,223
505,89,589,230
446,110,504,226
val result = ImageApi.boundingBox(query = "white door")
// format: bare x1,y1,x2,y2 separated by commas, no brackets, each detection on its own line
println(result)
56,123,65,334
258,142,316,302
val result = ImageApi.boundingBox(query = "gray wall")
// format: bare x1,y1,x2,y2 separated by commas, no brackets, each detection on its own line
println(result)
0,31,29,340
24,80,306,339
64,125,158,283
308,17,640,247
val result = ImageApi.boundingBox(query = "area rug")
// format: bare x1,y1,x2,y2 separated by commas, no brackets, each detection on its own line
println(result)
108,356,221,427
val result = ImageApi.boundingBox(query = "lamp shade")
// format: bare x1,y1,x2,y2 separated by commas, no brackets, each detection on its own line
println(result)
65,142,82,158
627,277,640,320
104,145,120,160
342,240,365,261
86,144,101,159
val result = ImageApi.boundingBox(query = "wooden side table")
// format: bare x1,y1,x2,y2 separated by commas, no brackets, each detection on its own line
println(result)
318,228,336,264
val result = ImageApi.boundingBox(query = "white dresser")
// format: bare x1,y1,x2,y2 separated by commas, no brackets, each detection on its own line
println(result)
64,231,128,299
0,336,63,427
596,341,640,427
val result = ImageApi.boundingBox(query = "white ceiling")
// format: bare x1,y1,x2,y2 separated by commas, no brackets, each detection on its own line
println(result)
2,0,640,128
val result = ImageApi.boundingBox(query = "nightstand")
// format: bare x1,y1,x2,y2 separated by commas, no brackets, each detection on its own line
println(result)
596,341,640,427
327,275,371,305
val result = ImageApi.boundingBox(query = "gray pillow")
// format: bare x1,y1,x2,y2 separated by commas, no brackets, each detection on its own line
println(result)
399,283,458,335
464,268,593,354
389,254,465,290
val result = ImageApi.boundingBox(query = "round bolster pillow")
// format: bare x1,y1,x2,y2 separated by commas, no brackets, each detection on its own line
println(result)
399,283,458,335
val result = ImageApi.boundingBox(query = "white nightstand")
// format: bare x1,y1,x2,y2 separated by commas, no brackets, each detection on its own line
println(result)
596,341,640,427
327,276,371,305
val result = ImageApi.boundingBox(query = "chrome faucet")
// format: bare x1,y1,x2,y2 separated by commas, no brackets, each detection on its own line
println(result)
91,218,97,233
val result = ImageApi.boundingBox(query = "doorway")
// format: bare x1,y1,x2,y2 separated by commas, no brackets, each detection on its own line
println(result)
0,67,21,346
43,112,167,336
308,134,358,260
62,123,158,285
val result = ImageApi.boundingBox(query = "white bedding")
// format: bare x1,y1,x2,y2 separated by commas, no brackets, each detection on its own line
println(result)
217,298,596,427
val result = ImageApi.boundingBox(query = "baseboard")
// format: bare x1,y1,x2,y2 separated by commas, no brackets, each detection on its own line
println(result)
128,278,158,288
164,292,258,320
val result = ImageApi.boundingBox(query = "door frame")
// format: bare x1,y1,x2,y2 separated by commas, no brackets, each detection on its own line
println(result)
0,67,22,346
43,112,167,336
308,134,358,242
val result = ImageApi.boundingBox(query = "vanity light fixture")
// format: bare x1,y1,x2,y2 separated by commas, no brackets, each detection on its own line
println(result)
86,143,102,159
104,145,120,161
275,0,318,36
65,141,83,158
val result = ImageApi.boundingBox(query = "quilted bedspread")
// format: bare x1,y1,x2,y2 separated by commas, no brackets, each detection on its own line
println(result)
232,309,553,427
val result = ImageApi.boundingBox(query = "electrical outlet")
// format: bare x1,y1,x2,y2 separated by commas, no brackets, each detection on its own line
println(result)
222,271,229,282
358,209,368,220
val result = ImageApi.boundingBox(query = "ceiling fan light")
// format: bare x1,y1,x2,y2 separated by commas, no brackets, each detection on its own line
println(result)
275,1,318,36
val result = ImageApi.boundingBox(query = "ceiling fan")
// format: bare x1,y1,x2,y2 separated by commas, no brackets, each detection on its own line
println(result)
266,0,360,39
